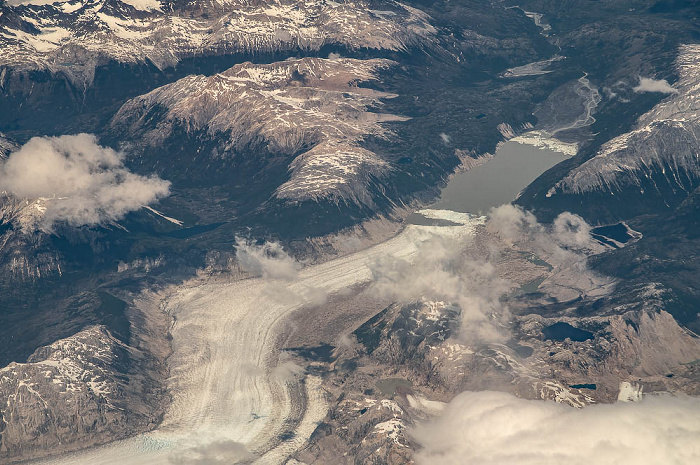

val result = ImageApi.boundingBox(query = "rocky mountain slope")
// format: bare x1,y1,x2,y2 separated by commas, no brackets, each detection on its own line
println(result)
295,301,700,464
109,57,404,205
509,8,700,337
0,324,167,463
545,44,700,220
0,0,433,81
0,132,18,157
289,213,700,463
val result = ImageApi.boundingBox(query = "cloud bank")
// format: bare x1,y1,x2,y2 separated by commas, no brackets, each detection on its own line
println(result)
0,134,170,230
412,390,700,465
633,77,678,94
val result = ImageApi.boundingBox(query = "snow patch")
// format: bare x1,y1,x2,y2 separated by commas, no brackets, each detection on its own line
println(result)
618,381,644,402
511,130,578,157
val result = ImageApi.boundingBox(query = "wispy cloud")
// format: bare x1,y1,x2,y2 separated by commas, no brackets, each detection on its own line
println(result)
369,232,511,345
367,205,598,345
488,204,597,266
234,238,327,306
235,238,301,281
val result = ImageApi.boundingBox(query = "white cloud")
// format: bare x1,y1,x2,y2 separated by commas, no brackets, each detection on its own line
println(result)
552,211,592,247
0,134,170,230
440,133,452,144
487,204,597,266
235,238,301,281
272,360,305,383
633,77,678,94
412,390,700,465
235,238,328,306
487,203,542,244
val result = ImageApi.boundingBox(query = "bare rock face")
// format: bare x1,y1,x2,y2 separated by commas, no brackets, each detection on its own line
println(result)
0,325,166,463
359,298,700,404
298,396,416,465
0,194,66,287
0,188,49,282
110,57,405,205
511,308,700,402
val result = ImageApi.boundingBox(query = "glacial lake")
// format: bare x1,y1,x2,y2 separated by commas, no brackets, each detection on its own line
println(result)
413,141,569,219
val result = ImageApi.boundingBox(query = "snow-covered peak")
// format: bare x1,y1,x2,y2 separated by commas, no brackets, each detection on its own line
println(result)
0,0,435,85
112,57,408,204
0,325,127,408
